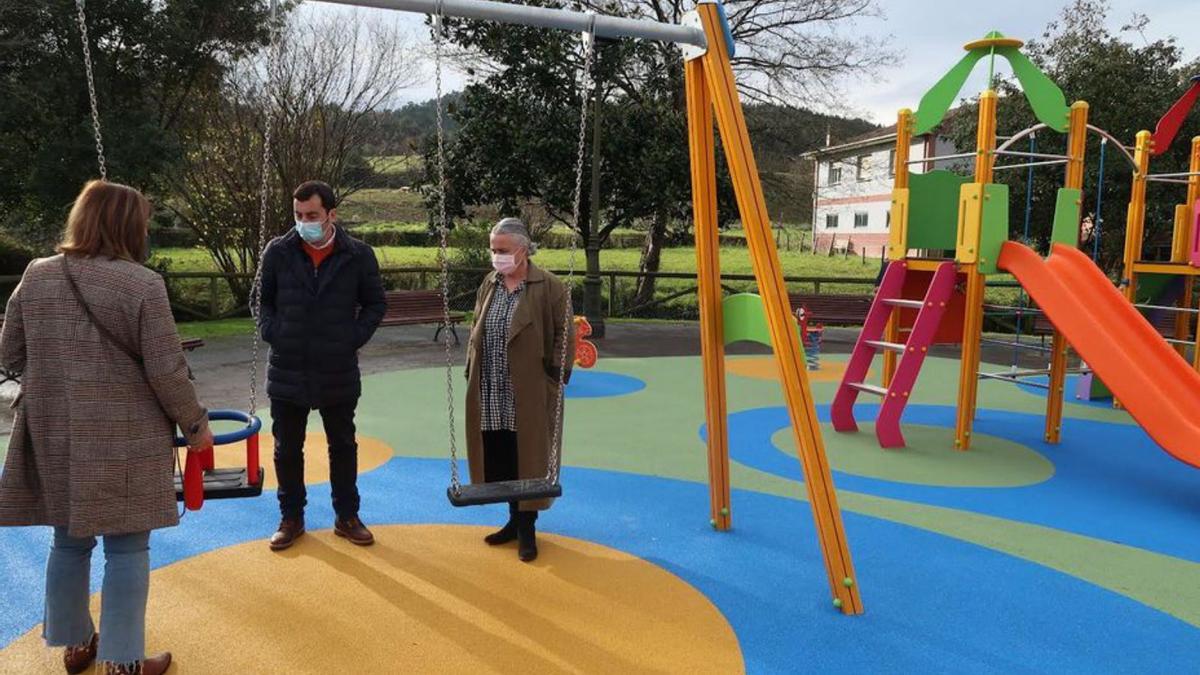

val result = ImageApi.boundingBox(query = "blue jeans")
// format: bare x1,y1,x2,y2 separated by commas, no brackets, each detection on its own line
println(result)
42,527,150,665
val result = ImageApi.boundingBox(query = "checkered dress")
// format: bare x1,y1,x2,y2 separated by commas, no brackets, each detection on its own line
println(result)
480,278,524,431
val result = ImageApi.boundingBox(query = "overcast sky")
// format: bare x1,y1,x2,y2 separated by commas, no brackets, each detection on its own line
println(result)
303,0,1200,124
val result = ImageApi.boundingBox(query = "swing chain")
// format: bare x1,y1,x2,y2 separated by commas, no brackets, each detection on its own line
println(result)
432,5,463,494
547,17,597,483
74,0,107,180
248,0,281,417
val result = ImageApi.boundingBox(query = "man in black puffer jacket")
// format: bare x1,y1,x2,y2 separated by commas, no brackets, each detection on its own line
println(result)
258,180,386,551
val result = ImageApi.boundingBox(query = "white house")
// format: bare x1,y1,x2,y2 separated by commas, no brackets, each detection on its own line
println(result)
803,126,962,257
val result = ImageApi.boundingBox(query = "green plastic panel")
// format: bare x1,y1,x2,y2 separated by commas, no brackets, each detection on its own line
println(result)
907,170,971,251
1051,188,1082,249
978,183,1010,275
915,50,985,135
913,44,1068,136
721,293,802,349
998,47,1070,133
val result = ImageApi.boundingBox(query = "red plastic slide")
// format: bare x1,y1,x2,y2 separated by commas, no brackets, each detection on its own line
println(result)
997,242,1200,468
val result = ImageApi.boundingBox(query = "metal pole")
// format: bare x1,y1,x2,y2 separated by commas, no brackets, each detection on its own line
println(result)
993,149,1071,161
315,0,707,46
992,158,1071,171
1014,131,1036,369
584,40,607,337
1093,137,1107,261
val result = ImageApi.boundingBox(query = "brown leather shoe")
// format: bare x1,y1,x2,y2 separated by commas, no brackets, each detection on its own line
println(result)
269,517,305,551
102,652,171,675
63,632,97,674
334,516,374,546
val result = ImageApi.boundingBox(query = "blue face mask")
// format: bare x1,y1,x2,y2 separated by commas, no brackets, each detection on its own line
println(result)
294,219,326,244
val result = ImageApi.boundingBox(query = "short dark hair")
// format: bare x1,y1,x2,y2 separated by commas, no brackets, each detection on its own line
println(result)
293,180,337,211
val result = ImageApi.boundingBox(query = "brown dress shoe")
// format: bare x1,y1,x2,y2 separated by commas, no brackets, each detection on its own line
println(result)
102,652,171,675
63,632,98,674
269,517,305,551
334,516,375,546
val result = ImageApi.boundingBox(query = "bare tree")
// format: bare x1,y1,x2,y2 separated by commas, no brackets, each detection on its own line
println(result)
449,0,890,106
168,9,421,302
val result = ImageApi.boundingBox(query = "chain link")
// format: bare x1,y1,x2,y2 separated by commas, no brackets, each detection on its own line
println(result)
432,8,463,493
547,19,596,483
248,0,281,417
75,0,107,180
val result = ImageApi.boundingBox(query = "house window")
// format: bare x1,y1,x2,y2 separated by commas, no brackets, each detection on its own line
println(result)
827,163,842,185
825,213,839,229
888,149,896,177
854,212,869,228
856,155,868,182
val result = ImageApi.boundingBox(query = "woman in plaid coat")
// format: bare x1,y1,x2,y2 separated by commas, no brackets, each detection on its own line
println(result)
0,181,212,675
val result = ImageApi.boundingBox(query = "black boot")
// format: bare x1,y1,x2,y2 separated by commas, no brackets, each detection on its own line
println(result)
485,502,519,546
517,510,538,562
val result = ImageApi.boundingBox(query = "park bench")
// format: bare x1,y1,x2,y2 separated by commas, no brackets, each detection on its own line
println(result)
379,289,466,344
787,293,874,327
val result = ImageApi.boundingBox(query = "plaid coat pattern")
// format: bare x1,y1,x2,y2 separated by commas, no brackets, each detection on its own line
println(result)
0,255,209,537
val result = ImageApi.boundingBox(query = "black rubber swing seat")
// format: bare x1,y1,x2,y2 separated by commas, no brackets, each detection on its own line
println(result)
174,467,265,501
447,478,562,507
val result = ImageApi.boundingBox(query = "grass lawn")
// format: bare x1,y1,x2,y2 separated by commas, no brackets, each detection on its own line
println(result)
338,188,428,224
366,155,421,175
159,245,883,278
177,318,256,340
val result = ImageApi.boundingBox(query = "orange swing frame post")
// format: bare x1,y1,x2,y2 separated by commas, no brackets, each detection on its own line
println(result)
688,0,863,615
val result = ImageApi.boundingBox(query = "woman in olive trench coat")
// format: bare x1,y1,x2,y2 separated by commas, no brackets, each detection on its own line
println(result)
464,218,574,562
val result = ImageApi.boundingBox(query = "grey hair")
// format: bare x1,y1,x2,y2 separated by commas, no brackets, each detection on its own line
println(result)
491,217,538,255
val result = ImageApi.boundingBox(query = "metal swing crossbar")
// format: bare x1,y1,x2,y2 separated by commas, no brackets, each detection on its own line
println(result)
318,0,706,46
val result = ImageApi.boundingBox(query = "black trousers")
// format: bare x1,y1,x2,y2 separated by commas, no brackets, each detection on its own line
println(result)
273,398,360,520
482,430,535,519
482,430,519,482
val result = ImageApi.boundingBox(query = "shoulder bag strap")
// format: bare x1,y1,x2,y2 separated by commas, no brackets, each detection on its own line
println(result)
61,257,143,366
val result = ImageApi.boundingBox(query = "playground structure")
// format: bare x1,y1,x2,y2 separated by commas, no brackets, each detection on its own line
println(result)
832,31,1091,449
1120,75,1200,367
830,31,1200,469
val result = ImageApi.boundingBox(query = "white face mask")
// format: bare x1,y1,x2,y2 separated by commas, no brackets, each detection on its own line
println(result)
492,253,518,275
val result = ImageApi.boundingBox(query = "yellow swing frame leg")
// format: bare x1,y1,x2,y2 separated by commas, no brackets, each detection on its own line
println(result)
686,58,732,532
692,3,863,614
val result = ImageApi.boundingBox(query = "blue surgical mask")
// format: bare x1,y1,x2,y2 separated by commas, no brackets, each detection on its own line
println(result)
294,219,326,243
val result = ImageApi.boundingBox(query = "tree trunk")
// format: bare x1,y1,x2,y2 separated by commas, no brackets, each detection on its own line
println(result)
632,211,668,312
583,242,605,337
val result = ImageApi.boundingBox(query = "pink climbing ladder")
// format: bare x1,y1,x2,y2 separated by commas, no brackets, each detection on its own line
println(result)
831,261,957,448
